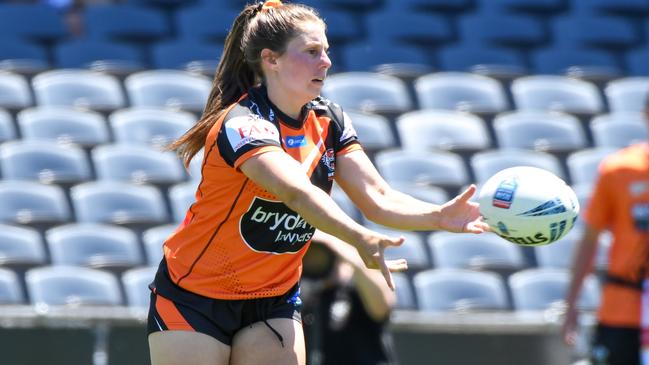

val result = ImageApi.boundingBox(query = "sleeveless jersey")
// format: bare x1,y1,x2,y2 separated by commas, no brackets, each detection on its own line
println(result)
159,85,362,300
586,143,649,327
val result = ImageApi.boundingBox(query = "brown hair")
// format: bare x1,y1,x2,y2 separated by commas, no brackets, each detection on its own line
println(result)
168,2,324,167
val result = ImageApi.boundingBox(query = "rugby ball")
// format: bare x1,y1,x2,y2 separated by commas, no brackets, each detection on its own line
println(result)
478,166,579,246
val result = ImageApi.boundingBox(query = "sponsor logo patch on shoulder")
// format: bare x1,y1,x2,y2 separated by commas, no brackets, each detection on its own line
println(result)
492,178,518,209
225,115,280,152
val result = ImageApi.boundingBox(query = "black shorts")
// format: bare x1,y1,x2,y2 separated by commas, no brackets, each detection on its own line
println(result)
147,261,302,346
590,324,640,365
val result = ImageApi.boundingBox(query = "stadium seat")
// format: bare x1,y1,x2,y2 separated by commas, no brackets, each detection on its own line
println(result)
0,3,68,42
122,266,157,309
414,72,509,113
388,182,449,206
70,181,169,229
566,147,617,187
470,148,566,184
458,14,547,47
590,113,649,148
534,227,611,272
365,10,452,45
392,272,417,310
324,0,381,9
54,39,144,73
384,0,473,12
168,182,196,223
510,75,603,115
508,268,600,311
83,4,169,43
551,15,638,50
437,44,526,75
25,266,123,306
0,38,49,75
413,268,509,312
572,0,649,15
345,111,396,153
341,41,432,74
321,72,413,115
396,110,491,154
492,111,588,155
124,70,212,113
605,77,649,113
32,70,126,112
0,72,33,110
150,40,221,71
316,8,362,45
427,232,525,272
0,267,24,304
374,149,469,195
627,48,649,76
0,224,47,269
175,5,240,43
109,107,195,148
188,149,204,181
17,106,110,147
476,0,567,15
366,225,430,271
0,180,71,229
530,47,621,79
46,224,143,272
142,224,175,266
92,144,186,187
0,108,16,142
0,140,92,186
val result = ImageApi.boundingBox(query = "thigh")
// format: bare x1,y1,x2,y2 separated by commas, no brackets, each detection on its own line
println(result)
230,319,306,365
149,331,231,365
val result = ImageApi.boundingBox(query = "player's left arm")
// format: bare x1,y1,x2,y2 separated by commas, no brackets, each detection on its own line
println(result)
335,149,488,233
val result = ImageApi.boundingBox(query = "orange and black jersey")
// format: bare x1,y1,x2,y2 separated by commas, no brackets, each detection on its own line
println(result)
156,85,362,300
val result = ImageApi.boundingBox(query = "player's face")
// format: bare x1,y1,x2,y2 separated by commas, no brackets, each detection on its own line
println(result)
274,21,331,104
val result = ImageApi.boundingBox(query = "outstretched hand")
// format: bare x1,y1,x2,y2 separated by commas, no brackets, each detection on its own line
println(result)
354,234,408,291
438,184,490,234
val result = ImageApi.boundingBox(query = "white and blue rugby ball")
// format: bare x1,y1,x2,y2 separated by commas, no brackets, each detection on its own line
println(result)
478,166,580,246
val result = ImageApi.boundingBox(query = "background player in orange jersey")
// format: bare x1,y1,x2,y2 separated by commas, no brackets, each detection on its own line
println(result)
147,2,489,365
563,97,649,365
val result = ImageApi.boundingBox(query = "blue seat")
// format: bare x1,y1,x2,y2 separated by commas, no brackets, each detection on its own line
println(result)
566,147,617,189
365,10,452,45
175,5,240,42
321,72,413,115
531,47,621,76
32,70,126,112
471,148,565,184
142,224,175,266
477,0,567,15
54,39,144,71
316,8,362,45
91,144,186,186
396,110,491,153
0,3,68,42
535,227,610,271
124,70,212,113
0,180,71,228
590,113,649,149
508,268,600,311
151,40,221,70
0,268,24,304
345,111,396,152
0,224,47,268
122,266,157,309
0,72,33,110
341,41,431,73
392,272,417,310
511,75,603,114
626,49,649,76
428,231,525,271
84,4,169,42
551,15,638,50
17,106,110,147
493,111,588,154
0,38,49,73
109,107,194,148
605,77,649,113
0,109,16,142
414,72,509,113
413,268,509,312
46,223,143,271
572,0,649,15
384,0,473,12
388,182,449,206
437,44,526,74
458,14,546,47
365,224,431,270
26,265,123,306
0,140,92,185
168,182,196,223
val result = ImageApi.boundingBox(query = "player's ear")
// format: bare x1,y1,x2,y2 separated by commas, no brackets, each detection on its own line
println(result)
261,48,280,71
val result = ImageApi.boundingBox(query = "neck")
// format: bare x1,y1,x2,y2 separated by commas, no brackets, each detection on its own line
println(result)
265,82,305,120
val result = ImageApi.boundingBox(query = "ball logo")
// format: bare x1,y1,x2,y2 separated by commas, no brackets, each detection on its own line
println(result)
492,178,518,209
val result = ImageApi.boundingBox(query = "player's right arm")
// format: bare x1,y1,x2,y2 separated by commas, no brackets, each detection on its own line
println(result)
239,151,405,290
562,224,601,345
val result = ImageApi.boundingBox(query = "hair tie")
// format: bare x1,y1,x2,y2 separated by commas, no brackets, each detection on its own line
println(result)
261,0,282,11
